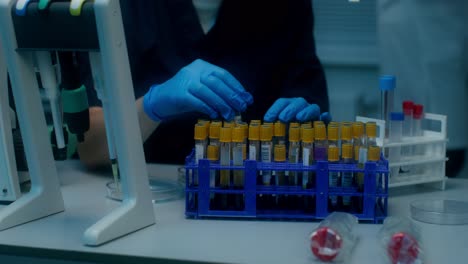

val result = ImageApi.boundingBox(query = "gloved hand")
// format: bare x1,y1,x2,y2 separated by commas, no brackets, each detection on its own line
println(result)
264,97,331,123
144,59,253,121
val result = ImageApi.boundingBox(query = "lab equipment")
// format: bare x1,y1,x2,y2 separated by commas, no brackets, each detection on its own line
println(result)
379,217,422,264
36,51,66,160
380,75,395,138
89,51,120,189
310,212,358,262
207,143,219,191
353,122,366,191
341,143,354,211
185,120,389,222
411,199,468,225
0,43,21,202
357,112,447,190
314,123,328,161
366,122,377,147
232,126,245,210
194,124,208,186
401,101,414,170
143,59,253,121
287,126,300,186
328,146,340,210
274,144,286,208
412,105,424,159
248,124,260,161
301,127,315,211
219,127,232,210
0,0,155,246
388,112,403,178
259,124,273,209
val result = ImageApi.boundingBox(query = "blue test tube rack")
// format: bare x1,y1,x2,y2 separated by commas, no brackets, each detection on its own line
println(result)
185,151,389,223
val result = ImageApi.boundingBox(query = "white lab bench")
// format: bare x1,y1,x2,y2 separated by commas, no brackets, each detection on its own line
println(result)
0,161,467,264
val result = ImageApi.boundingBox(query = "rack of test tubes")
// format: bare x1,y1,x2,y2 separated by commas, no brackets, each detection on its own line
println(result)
359,102,448,190
185,120,389,223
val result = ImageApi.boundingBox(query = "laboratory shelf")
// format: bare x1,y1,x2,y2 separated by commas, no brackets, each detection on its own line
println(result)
185,152,389,223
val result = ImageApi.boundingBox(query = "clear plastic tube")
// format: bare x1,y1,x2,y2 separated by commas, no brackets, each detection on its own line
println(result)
288,126,300,186
389,112,404,178
219,127,232,209
310,212,358,262
380,75,396,138
378,217,422,264
341,143,354,210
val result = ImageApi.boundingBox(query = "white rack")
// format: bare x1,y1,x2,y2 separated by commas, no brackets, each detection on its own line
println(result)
357,113,447,190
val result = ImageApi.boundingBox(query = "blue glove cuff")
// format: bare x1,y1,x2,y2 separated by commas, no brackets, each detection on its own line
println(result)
143,86,163,122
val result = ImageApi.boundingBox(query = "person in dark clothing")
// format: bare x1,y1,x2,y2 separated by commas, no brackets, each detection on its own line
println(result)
78,0,329,166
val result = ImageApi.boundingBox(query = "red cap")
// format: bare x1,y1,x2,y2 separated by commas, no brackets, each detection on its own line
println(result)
387,232,419,264
402,101,414,116
413,104,424,119
310,227,342,262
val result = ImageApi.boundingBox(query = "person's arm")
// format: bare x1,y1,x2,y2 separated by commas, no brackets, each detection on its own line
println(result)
77,97,159,169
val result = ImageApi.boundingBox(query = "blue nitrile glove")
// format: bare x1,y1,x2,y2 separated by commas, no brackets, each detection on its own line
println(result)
143,59,253,121
264,97,331,123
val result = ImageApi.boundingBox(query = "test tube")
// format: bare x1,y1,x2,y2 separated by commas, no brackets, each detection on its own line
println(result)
288,126,301,186
366,122,377,147
310,212,358,262
341,143,354,211
314,123,328,161
207,145,219,208
412,104,424,137
209,122,221,188
274,144,287,209
259,125,273,209
248,124,260,161
301,127,315,212
219,127,232,209
380,75,396,138
368,145,382,190
194,124,208,186
379,217,422,264
328,145,340,210
401,101,414,170
328,123,339,148
412,104,424,160
389,112,404,178
273,121,286,162
301,127,315,189
341,122,353,147
237,122,248,161
353,122,366,192
232,126,245,210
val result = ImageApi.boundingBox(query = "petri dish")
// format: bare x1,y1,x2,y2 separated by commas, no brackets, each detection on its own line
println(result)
106,167,185,203
410,199,468,225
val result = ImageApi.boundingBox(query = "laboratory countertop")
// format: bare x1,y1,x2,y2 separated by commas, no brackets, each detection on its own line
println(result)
0,161,468,264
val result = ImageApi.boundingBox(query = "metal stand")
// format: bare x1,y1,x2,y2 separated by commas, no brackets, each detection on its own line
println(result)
0,0,155,246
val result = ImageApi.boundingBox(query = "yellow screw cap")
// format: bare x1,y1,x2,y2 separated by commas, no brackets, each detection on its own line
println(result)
263,122,274,127
341,123,352,141
209,124,221,139
302,127,314,143
342,143,353,159
232,126,244,143
194,124,207,140
219,127,232,142
249,125,260,140
238,122,248,140
368,146,381,161
273,121,286,137
289,126,300,142
327,125,339,141
352,122,364,139
260,125,273,141
328,146,339,162
223,121,234,128
274,145,286,162
207,145,219,161
290,122,300,128
250,120,261,126
313,121,324,128
366,122,377,138
315,124,326,140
